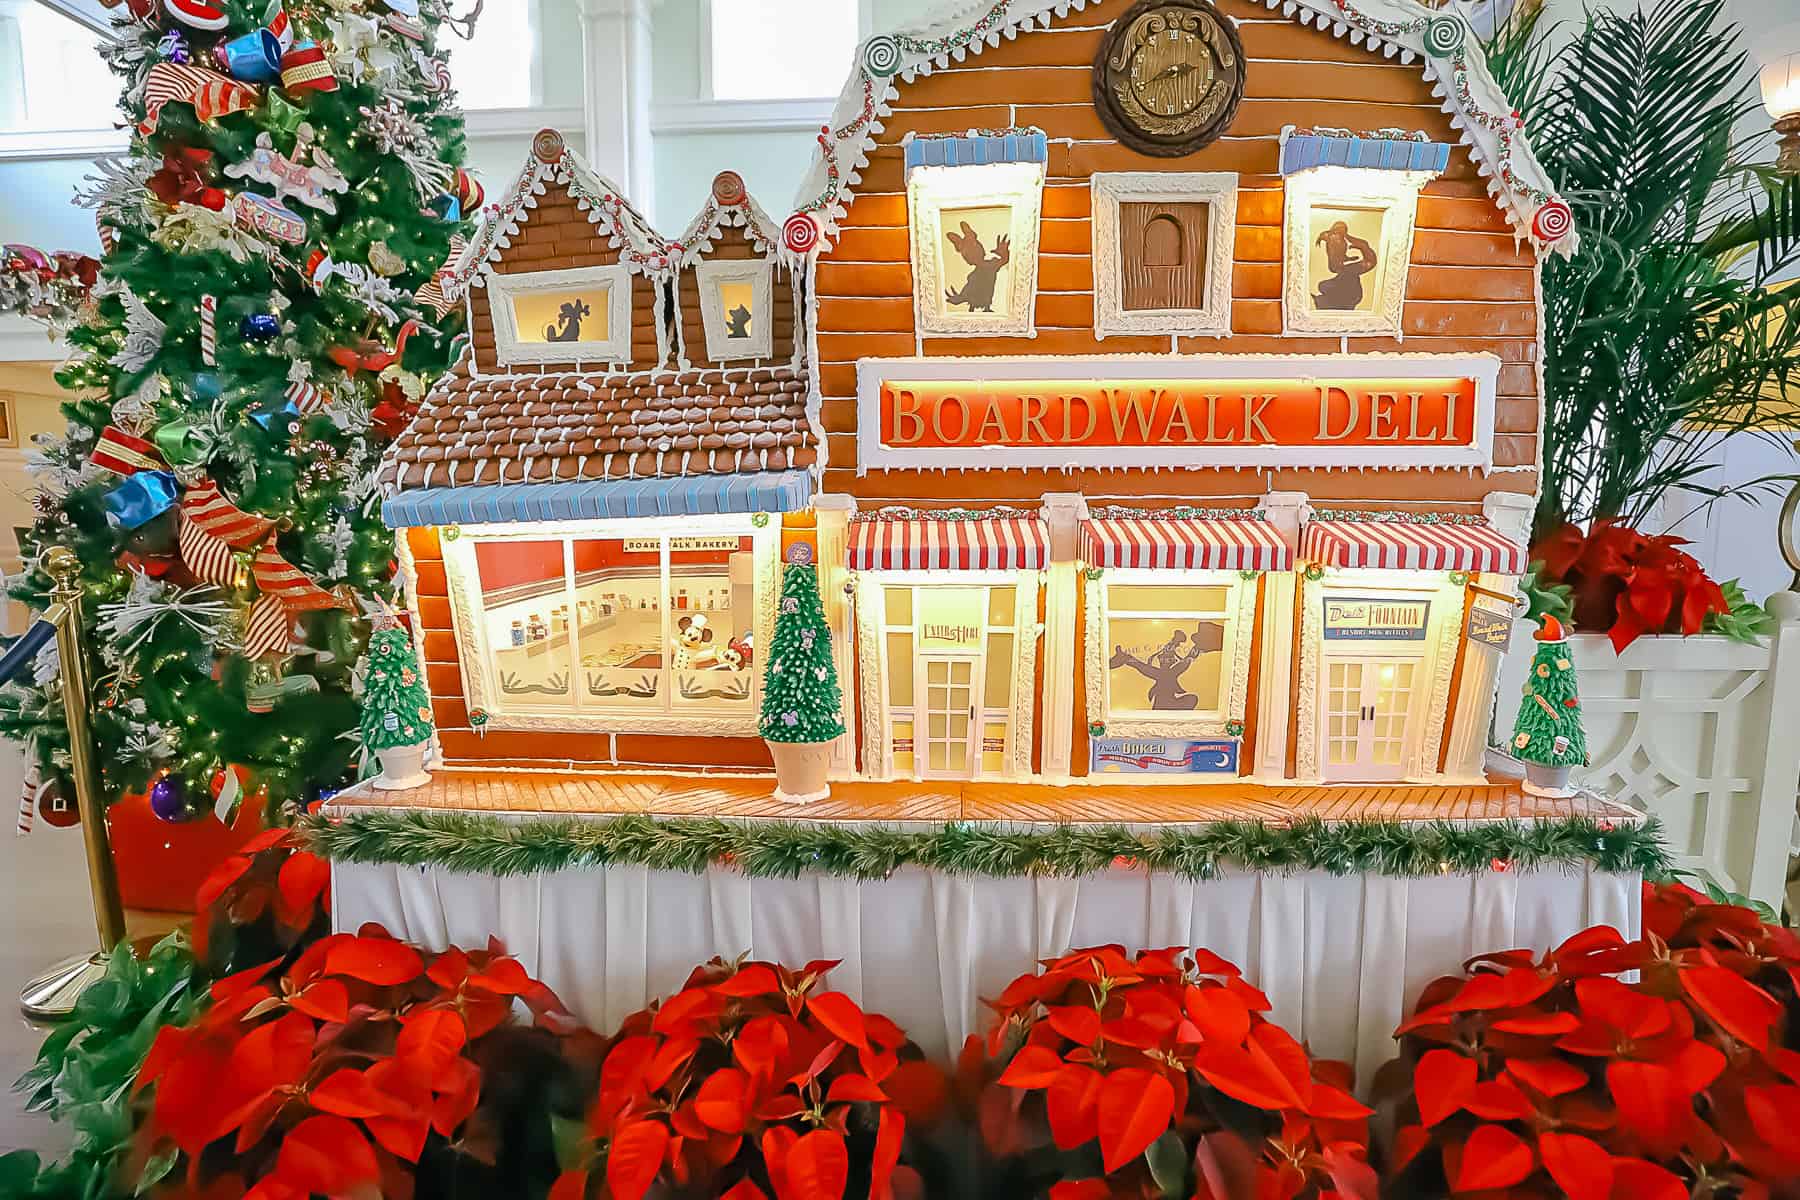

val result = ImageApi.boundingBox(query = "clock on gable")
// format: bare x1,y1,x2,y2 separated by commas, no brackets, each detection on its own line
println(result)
1092,0,1246,157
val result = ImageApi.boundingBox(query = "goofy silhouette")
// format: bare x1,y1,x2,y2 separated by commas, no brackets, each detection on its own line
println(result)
544,298,591,342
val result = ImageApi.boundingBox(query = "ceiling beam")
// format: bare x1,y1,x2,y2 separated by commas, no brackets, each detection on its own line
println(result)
33,0,112,37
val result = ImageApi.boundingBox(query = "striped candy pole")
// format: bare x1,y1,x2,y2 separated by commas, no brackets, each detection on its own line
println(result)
16,760,36,837
199,294,217,365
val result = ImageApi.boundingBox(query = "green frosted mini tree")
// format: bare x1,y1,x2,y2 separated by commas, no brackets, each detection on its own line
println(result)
1510,615,1588,768
760,562,846,743
361,622,433,752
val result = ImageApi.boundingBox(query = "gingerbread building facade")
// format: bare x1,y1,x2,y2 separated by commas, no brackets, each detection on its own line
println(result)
379,0,1573,799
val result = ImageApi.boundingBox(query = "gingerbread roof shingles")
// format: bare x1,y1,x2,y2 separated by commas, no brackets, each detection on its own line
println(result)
382,362,818,491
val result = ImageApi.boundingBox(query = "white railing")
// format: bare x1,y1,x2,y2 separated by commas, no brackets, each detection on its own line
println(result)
1492,592,1800,909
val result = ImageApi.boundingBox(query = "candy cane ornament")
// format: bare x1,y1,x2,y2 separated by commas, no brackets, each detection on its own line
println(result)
199,294,217,365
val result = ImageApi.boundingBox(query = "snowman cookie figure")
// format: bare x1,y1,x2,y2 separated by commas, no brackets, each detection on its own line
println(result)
672,613,718,670
721,634,754,673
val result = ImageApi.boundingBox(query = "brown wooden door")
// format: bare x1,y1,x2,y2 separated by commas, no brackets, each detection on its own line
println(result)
1119,201,1210,312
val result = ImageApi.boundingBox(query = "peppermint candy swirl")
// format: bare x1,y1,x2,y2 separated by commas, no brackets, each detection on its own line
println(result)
531,128,565,164
862,34,903,77
783,212,821,256
1531,198,1573,243
712,170,746,207
1423,14,1466,55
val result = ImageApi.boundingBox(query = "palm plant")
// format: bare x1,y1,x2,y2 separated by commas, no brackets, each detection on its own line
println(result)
1486,0,1800,542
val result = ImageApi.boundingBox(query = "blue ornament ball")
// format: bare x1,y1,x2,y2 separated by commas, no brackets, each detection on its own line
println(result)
240,313,281,343
148,775,197,822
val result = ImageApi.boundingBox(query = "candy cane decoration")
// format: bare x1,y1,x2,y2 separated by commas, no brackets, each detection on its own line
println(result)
16,759,37,837
199,294,217,365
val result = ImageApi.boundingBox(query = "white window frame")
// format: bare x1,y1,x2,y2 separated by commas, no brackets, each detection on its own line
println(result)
1091,172,1238,339
694,0,874,111
0,0,125,161
695,258,775,362
441,0,543,112
1083,568,1259,740
907,161,1046,339
441,513,776,736
1281,165,1437,338
485,264,633,367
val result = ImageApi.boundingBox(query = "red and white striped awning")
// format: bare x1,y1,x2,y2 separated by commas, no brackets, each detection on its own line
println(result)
1083,515,1292,571
847,517,1048,572
1300,518,1526,574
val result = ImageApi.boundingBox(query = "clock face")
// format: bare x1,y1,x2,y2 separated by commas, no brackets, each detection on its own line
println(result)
1094,0,1246,156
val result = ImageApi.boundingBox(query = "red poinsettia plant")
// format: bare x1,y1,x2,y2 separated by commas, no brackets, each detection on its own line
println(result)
129,926,576,1200
1379,881,1800,1198
550,955,947,1200
968,945,1375,1200
1529,521,1730,651
192,827,331,971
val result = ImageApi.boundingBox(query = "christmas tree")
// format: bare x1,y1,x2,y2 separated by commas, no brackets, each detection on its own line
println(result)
0,0,471,819
362,619,433,751
760,562,846,743
1511,614,1588,770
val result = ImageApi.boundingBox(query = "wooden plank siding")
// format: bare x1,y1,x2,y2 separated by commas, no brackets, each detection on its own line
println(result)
813,0,1541,510
469,183,665,375
403,527,773,771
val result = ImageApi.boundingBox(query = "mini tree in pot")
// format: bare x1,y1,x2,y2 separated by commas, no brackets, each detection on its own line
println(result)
362,614,435,790
1509,614,1588,797
760,560,845,803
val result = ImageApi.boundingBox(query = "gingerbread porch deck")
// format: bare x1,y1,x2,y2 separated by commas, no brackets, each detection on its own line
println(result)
326,769,1638,827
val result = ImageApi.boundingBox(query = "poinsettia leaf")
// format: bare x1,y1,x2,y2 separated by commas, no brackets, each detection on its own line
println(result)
1606,1061,1691,1158
1145,1129,1187,1197
396,1009,468,1088
1453,1124,1534,1192
195,855,256,914
1414,1050,1477,1127
1183,984,1252,1047
1046,1063,1104,1151
1681,964,1780,1050
1047,1182,1110,1200
712,964,781,997
1306,1083,1374,1121
605,1120,670,1200
276,853,331,928
323,936,424,986
547,1169,588,1200
998,1045,1064,1090
1046,1005,1103,1047
289,979,350,1024
721,1180,770,1200
784,1129,850,1200
231,1010,315,1096
1506,1056,1590,1098
1609,1158,1688,1200
310,1068,412,1120
467,955,533,996
868,1106,904,1200
275,1114,381,1194
882,1060,948,1125
825,1074,887,1104
1540,1131,1615,1198
807,992,870,1050
365,1113,431,1163
694,1067,751,1134
1097,1068,1175,1173
1465,1078,1536,1122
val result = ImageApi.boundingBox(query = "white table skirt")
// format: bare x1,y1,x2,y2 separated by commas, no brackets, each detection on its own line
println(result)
333,861,1638,1091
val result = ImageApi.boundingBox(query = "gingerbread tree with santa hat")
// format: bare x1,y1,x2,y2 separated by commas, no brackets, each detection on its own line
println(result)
1510,614,1589,797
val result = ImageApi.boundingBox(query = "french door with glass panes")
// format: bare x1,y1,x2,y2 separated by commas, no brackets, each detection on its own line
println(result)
916,652,983,779
1320,655,1421,781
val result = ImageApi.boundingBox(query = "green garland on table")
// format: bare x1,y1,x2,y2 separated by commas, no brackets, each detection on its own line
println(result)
300,811,1671,881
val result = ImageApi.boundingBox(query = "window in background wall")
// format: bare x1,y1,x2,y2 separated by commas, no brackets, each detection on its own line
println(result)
443,0,538,109
708,0,860,101
0,2,119,132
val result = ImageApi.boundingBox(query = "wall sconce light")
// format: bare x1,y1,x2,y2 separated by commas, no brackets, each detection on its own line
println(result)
1761,42,1800,175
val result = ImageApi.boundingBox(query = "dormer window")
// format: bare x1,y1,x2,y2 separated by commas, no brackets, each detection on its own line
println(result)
1092,172,1237,338
485,264,633,366
695,259,775,361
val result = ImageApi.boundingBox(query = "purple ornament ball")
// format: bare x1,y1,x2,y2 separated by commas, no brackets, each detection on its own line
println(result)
148,775,197,822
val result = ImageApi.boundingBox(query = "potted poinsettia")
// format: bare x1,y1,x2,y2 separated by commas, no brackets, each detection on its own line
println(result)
968,945,1375,1200
132,928,579,1199
760,562,846,804
1378,881,1800,1198
549,955,946,1200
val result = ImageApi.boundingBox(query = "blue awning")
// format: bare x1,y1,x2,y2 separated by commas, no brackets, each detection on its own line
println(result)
904,129,1048,176
381,469,813,529
1280,132,1452,176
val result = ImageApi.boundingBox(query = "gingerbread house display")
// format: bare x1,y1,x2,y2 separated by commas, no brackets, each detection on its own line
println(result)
361,0,1597,816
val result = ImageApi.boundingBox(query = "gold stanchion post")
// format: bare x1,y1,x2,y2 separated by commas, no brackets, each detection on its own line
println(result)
19,546,129,1019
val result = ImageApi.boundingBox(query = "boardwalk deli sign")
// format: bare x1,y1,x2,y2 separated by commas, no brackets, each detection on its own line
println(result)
854,355,1501,473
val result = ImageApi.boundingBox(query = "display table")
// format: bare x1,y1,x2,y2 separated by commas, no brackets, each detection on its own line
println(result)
320,770,1648,1089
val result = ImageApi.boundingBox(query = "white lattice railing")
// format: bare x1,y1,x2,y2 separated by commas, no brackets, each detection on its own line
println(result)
1492,593,1800,909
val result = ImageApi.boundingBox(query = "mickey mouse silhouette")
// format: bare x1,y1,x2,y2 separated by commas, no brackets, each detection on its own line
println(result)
1109,623,1225,710
545,299,591,342
724,303,753,338
944,222,1010,312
